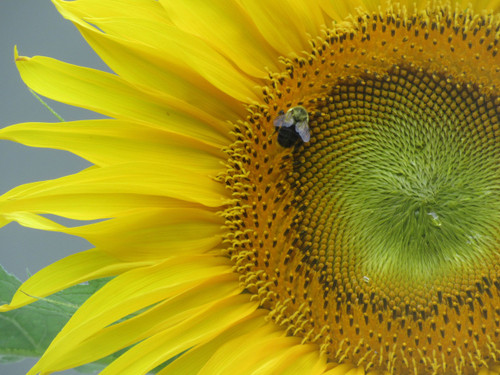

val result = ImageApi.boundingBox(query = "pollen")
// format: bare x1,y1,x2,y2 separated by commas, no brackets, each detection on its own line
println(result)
221,3,500,374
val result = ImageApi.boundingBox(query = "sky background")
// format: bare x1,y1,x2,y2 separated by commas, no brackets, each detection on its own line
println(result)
1,1,111,373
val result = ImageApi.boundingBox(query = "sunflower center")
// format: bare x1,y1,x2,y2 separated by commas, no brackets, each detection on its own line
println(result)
222,4,500,374
296,67,500,285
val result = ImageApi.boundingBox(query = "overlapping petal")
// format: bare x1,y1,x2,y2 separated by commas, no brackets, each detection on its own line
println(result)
197,326,327,375
0,120,225,170
30,268,244,373
96,294,257,375
0,249,150,311
15,49,231,147
0,162,228,227
54,0,261,109
65,208,224,261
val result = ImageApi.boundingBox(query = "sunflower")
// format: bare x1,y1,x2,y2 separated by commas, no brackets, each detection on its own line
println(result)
1,0,500,374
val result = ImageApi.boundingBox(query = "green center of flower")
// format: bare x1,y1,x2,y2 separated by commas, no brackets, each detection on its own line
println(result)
295,68,500,285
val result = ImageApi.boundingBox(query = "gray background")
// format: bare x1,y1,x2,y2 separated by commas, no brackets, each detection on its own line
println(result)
1,1,110,373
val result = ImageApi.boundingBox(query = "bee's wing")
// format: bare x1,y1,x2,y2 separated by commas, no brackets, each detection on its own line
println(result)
295,121,311,142
273,112,295,127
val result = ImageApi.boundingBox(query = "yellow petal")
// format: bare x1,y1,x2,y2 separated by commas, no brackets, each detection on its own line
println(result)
98,294,257,375
196,324,327,375
0,193,195,225
15,48,230,147
0,119,225,171
66,208,223,261
317,0,357,21
345,367,366,375
52,0,168,21
323,364,357,375
158,0,282,77
27,255,235,375
0,248,147,311
31,273,240,372
0,212,67,232
157,310,269,375
0,162,228,225
54,0,261,106
276,346,327,375
197,324,284,374
236,0,319,55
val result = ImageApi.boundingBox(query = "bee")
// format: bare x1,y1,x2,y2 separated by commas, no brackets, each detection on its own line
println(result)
273,106,310,148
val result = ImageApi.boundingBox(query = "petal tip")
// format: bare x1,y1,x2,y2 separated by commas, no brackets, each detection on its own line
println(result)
0,304,12,312
14,43,31,62
15,56,30,63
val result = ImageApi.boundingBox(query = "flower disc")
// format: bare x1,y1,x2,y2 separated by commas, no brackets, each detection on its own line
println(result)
223,4,500,374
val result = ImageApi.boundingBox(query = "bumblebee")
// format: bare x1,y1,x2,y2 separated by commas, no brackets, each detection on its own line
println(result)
273,106,310,148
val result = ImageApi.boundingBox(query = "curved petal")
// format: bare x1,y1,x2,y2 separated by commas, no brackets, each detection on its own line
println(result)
0,248,149,311
54,0,262,107
0,194,199,225
0,162,229,225
0,119,225,171
30,273,241,372
66,208,224,261
250,344,327,375
15,49,231,147
236,0,324,55
50,0,169,21
322,364,358,375
158,0,282,77
193,321,327,375
26,255,236,375
157,310,269,375
318,0,365,22
96,294,257,375
198,329,288,375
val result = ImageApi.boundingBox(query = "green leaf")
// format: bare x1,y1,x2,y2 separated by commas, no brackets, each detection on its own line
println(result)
0,265,111,364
